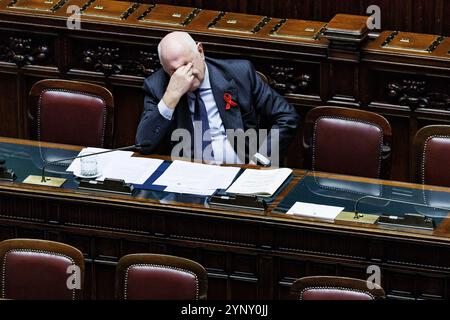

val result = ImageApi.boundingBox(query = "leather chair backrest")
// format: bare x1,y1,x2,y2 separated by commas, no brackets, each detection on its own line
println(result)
29,79,114,148
0,239,84,300
291,276,385,300
39,89,107,147
313,117,383,178
412,125,450,187
116,254,208,300
421,135,450,187
124,263,200,300
300,287,376,300
304,107,392,179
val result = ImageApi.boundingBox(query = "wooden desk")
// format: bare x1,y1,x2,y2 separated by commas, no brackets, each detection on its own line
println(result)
1,137,450,300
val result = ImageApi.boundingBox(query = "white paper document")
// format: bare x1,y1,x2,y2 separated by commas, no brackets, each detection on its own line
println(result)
154,160,241,196
226,168,292,197
286,202,344,221
66,147,134,174
96,157,163,184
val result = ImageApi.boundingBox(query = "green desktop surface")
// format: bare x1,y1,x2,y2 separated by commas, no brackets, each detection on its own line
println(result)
2,140,450,227
274,173,450,226
0,141,207,205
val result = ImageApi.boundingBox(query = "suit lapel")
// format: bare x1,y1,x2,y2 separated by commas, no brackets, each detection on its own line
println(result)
207,61,243,131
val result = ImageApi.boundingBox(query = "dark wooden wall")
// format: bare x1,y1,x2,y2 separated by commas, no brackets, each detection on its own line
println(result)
148,0,450,36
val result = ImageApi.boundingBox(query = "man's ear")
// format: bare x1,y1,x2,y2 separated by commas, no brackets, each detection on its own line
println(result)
197,42,205,59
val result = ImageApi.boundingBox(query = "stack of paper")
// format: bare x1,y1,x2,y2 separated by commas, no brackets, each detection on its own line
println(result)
67,147,163,184
226,168,292,197
286,202,344,221
66,147,134,175
153,160,241,196
97,157,163,184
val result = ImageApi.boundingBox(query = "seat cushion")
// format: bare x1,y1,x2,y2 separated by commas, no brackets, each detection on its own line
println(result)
313,117,383,178
2,250,76,300
124,264,199,300
39,90,106,147
423,136,450,187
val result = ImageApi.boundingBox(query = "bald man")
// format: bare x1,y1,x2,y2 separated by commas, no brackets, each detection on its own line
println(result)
135,31,299,165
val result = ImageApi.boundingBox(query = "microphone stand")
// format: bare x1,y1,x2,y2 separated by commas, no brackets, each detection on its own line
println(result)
352,195,442,230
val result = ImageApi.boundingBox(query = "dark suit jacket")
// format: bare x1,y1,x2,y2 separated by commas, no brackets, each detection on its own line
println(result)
135,57,299,162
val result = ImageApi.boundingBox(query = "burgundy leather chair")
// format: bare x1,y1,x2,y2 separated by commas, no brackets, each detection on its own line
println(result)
29,79,114,148
291,276,385,300
0,238,84,300
115,253,208,300
303,106,392,179
412,125,450,187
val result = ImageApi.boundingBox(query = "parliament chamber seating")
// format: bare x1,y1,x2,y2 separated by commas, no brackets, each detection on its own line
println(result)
290,276,386,300
29,79,114,148
412,125,450,188
0,0,450,302
303,107,392,179
0,238,84,300
115,254,208,300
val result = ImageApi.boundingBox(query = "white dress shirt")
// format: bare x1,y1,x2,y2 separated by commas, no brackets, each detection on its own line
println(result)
157,65,242,164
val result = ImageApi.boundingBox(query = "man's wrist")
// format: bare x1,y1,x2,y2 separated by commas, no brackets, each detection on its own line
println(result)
158,99,175,120
162,91,182,110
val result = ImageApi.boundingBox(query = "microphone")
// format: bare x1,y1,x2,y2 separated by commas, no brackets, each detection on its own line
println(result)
24,142,151,188
0,158,16,182
348,194,447,228
354,194,448,216
136,140,153,154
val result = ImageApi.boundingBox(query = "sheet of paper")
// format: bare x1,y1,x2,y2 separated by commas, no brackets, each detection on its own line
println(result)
164,185,216,196
226,168,292,197
96,157,163,184
286,202,344,221
66,147,134,173
154,160,241,196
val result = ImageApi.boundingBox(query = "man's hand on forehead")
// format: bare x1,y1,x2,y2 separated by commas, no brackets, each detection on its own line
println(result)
162,62,195,110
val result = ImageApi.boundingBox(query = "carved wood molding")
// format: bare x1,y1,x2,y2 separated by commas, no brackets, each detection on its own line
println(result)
82,46,121,76
122,50,159,77
387,80,450,110
0,37,49,67
82,46,160,77
269,65,312,94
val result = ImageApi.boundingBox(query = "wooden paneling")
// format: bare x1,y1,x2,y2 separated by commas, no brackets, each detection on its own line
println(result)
139,0,450,35
443,0,450,36
0,72,18,137
110,85,145,147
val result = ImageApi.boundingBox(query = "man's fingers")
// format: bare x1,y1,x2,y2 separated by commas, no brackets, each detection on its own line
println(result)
175,62,193,76
168,62,195,94
176,65,187,74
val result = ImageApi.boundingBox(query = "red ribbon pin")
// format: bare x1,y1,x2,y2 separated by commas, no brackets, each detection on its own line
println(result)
223,93,238,110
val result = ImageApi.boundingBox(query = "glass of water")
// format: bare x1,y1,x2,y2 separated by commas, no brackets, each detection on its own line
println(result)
79,151,98,177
